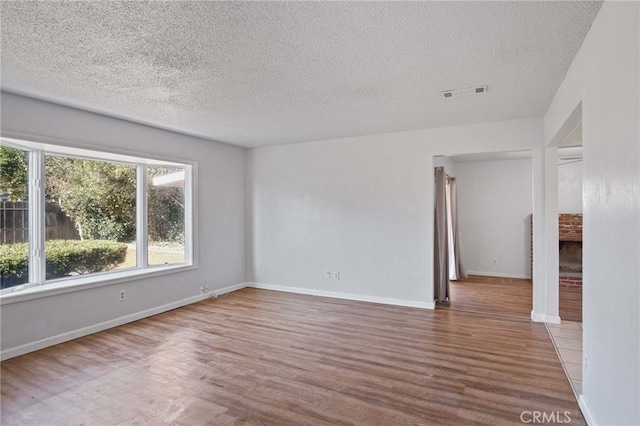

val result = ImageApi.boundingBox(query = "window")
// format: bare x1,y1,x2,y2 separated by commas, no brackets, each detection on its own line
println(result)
0,138,194,295
148,167,186,265
45,154,138,278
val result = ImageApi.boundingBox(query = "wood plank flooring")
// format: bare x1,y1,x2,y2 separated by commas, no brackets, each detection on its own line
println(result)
438,275,583,323
437,276,533,319
0,288,584,425
559,287,582,323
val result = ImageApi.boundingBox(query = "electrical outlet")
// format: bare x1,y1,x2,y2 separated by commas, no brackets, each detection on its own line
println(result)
119,290,126,301
325,270,332,278
492,259,497,265
204,285,210,293
200,285,205,294
333,271,340,280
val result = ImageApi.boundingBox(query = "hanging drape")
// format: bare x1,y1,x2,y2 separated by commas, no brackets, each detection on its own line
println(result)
434,167,449,302
447,178,467,280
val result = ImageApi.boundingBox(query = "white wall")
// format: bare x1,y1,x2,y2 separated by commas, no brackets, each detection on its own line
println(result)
544,2,639,424
433,156,456,176
247,118,544,307
558,159,583,213
0,93,247,358
454,158,532,279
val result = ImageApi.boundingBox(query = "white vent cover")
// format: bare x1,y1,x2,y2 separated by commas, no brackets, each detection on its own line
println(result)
441,86,487,99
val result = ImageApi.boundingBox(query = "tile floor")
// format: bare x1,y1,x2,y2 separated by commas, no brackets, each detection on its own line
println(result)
547,321,583,397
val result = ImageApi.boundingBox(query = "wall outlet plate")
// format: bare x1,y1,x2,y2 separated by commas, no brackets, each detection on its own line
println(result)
119,290,126,301
584,353,588,376
333,271,340,280
325,270,332,278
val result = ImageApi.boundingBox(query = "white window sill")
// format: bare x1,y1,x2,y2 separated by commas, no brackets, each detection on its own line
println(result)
0,264,197,306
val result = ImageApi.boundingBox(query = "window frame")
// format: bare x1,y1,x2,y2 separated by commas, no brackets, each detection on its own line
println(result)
0,136,196,302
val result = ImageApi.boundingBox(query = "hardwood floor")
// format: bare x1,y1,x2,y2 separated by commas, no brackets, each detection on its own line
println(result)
559,286,582,323
437,276,532,319
1,288,584,425
438,275,583,323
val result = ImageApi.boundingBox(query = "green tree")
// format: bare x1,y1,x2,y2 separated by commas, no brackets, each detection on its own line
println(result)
0,146,28,201
1,148,184,244
148,167,185,243
46,156,137,242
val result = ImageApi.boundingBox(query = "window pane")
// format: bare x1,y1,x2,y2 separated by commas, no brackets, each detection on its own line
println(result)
148,167,185,265
0,146,29,289
44,155,135,279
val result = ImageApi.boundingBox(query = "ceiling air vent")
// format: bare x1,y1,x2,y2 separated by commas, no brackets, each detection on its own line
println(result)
441,86,487,99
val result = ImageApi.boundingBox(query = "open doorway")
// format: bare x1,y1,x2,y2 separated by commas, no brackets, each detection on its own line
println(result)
547,123,584,398
434,151,534,319
557,125,583,323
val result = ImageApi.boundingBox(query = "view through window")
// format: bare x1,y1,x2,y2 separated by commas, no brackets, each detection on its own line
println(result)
45,154,137,279
0,140,192,292
0,146,29,289
148,167,186,266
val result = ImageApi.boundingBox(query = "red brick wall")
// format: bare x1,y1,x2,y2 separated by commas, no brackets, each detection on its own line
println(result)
559,214,582,242
559,274,582,287
531,214,583,287
559,214,582,287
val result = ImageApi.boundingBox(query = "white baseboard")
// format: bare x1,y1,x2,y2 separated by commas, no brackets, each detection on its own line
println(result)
545,315,561,324
247,282,435,310
578,394,597,425
212,282,248,297
0,282,248,361
466,271,531,279
531,311,562,324
2,281,432,360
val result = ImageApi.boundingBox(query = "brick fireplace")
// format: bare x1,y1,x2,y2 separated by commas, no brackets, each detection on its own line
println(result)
530,213,583,287
559,214,582,287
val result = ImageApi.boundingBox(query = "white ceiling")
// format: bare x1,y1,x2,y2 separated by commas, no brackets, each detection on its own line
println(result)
560,123,583,147
1,1,601,148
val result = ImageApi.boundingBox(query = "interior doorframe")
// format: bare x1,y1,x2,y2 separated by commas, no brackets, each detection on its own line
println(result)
531,101,582,324
432,150,536,315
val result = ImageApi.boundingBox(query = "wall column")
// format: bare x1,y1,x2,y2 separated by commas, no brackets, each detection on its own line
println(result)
544,146,560,323
531,147,546,321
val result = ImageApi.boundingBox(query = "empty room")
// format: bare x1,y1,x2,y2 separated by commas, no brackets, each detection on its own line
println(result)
1,2,638,425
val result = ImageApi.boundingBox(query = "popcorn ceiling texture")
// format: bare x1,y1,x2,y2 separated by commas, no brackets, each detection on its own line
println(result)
0,1,601,147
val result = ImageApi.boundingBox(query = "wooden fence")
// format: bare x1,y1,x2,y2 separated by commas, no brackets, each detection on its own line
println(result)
1,201,80,244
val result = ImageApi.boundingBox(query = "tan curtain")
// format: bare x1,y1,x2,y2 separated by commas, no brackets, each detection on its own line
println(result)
448,178,467,280
434,167,449,302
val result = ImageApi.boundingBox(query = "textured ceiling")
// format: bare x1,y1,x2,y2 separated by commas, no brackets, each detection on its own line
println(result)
1,1,601,148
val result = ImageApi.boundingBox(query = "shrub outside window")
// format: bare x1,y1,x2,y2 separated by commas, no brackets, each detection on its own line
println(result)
0,138,194,294
148,167,186,266
0,145,29,288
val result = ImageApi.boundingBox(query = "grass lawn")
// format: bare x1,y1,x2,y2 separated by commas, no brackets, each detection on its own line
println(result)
116,245,185,270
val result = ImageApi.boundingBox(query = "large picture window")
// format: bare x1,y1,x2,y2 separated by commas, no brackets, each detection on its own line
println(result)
0,138,194,294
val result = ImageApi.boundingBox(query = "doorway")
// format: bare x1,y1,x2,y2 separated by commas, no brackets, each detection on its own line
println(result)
550,124,584,398
433,151,534,319
557,136,583,323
